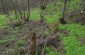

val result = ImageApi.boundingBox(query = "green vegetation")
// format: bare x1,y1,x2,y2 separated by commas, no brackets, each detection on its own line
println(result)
0,0,85,55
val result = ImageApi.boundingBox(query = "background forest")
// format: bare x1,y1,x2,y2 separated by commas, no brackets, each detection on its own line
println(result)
0,0,85,55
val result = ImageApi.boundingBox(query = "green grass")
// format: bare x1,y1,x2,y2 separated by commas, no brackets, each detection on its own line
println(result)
0,35,17,45
0,15,8,28
46,47,61,55
0,0,85,55
58,23,85,55
16,37,26,47
59,24,85,37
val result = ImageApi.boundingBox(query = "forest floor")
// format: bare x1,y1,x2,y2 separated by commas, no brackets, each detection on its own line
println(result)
0,0,85,55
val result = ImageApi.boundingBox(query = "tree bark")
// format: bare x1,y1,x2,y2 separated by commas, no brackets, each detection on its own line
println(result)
40,0,48,23
26,0,30,22
0,0,7,14
28,32,36,55
60,0,67,24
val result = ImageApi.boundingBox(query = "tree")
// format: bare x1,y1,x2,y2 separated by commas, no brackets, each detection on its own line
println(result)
60,0,68,24
81,0,85,12
26,0,30,22
39,0,48,23
0,0,12,21
28,32,36,55
0,0,7,14
12,0,18,19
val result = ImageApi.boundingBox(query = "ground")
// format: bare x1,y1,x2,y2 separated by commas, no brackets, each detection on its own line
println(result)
0,0,85,55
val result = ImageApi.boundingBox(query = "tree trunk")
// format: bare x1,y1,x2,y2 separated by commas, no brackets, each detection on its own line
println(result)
81,0,85,11
0,0,7,14
60,0,67,24
28,32,36,55
40,0,48,23
26,0,30,22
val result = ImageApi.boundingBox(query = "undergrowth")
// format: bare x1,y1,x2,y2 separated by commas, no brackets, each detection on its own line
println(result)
0,0,85,55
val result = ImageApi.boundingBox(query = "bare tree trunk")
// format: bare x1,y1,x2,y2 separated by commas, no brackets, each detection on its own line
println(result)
22,0,26,21
14,0,20,21
27,0,30,22
12,0,18,19
60,0,67,24
6,0,12,21
0,0,7,14
28,32,36,55
40,0,48,23
0,0,12,21
17,0,23,20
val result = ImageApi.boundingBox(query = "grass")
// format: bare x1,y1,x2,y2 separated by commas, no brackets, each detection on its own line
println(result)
0,0,85,55
0,35,17,45
0,15,8,28
58,23,85,55
16,37,26,47
46,47,61,55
